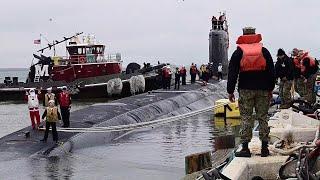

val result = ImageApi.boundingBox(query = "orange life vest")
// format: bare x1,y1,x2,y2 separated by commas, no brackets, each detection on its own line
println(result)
236,34,266,72
293,57,301,69
300,52,316,73
190,66,197,74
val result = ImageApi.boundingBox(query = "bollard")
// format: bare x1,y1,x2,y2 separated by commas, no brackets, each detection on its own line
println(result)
185,151,212,174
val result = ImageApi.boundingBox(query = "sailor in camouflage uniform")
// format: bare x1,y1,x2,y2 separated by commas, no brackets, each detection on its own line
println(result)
299,51,319,104
292,48,307,99
275,49,294,109
227,27,275,157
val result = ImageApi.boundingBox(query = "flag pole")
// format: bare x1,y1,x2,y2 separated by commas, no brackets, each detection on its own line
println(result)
40,34,42,50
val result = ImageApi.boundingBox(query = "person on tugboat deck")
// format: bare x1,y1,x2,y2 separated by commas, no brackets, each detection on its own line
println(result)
227,27,275,157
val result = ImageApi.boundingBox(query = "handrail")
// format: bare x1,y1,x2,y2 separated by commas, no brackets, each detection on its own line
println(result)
52,53,122,65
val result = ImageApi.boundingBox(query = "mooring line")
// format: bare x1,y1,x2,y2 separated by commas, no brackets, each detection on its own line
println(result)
41,102,228,133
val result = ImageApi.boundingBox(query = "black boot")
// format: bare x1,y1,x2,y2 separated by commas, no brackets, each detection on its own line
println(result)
261,141,270,157
235,142,251,157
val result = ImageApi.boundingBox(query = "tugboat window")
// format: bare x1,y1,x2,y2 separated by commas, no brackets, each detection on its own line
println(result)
78,48,82,55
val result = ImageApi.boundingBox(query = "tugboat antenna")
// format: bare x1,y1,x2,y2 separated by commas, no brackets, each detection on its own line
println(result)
37,32,83,53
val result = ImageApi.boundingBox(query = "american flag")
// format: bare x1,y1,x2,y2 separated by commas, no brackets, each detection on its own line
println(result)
34,39,41,44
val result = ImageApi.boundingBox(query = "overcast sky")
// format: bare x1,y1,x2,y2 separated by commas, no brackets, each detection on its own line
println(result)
0,0,319,68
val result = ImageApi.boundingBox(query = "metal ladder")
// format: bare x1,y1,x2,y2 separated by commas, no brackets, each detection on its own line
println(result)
34,75,40,82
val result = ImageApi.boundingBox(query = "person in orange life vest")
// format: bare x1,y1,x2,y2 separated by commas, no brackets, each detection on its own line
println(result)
227,27,275,157
201,66,210,86
162,66,170,89
299,51,318,104
190,63,198,83
25,88,41,130
58,86,71,128
40,100,61,143
180,66,187,85
43,87,57,107
292,49,307,98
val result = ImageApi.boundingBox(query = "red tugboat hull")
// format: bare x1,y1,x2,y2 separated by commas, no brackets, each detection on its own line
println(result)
51,62,122,82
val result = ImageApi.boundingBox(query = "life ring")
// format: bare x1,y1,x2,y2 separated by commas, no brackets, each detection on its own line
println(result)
79,57,86,64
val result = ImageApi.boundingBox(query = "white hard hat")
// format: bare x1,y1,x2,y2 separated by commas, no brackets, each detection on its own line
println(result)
47,87,52,91
48,100,55,105
62,86,67,90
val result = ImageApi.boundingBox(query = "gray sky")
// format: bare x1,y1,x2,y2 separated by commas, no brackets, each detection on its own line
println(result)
0,0,319,68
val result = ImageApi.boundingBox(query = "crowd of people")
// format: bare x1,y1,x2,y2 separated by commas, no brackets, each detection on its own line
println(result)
211,13,226,30
275,48,318,108
227,27,319,158
161,62,224,89
25,86,71,143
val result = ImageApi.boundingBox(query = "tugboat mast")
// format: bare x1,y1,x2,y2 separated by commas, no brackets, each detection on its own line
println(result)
37,32,83,53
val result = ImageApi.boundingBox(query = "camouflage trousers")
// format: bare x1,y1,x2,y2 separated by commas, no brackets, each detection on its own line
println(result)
279,80,293,109
239,89,270,143
305,74,317,104
295,77,306,98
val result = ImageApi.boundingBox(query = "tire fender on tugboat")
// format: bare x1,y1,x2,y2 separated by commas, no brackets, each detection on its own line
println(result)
79,57,86,64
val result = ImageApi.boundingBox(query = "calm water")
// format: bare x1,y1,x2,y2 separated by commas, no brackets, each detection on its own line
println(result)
0,68,28,83
0,100,240,180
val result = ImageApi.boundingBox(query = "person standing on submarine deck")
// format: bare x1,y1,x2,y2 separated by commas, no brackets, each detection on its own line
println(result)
43,87,57,107
58,86,71,128
40,100,61,143
227,27,275,157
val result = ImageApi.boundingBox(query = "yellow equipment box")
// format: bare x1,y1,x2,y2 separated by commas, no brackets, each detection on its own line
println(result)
214,99,240,118
214,117,241,128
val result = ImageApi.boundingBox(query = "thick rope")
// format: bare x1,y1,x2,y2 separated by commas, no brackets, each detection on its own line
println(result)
42,102,228,133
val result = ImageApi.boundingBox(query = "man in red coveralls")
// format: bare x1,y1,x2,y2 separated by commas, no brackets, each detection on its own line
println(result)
58,86,71,128
26,88,41,130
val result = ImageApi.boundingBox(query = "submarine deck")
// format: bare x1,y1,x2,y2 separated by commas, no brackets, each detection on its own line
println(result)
0,81,213,160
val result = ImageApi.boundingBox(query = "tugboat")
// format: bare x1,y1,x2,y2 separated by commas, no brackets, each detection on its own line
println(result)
0,33,166,101
28,32,122,83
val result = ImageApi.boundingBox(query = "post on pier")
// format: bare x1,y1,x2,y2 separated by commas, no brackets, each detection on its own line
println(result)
185,151,212,174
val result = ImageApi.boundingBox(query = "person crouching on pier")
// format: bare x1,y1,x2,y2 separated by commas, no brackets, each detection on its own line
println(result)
26,88,41,130
59,86,71,128
41,100,61,143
